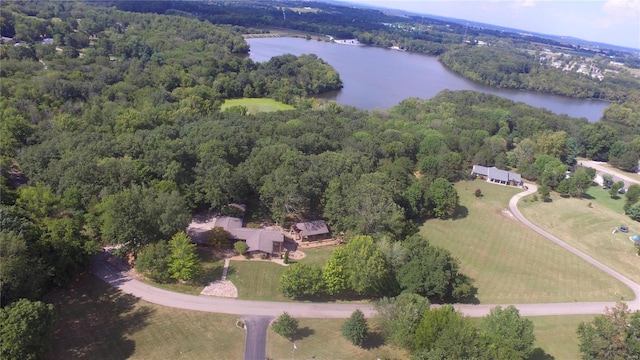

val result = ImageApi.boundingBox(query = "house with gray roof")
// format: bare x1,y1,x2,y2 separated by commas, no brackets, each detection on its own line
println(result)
188,216,284,256
294,220,330,241
472,165,522,186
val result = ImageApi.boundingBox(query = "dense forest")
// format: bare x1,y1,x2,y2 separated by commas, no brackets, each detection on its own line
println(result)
1,1,640,358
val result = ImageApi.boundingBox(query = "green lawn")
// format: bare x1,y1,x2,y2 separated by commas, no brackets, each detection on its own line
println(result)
299,245,337,266
420,180,634,304
266,318,409,360
143,247,224,295
225,260,289,301
528,315,594,360
519,185,640,284
45,273,244,360
221,98,295,114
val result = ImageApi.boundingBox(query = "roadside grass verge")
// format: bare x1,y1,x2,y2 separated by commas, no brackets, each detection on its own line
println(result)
527,315,594,360
220,98,295,114
519,185,640,284
45,273,244,360
266,318,409,360
226,260,288,301
143,247,224,295
420,180,634,304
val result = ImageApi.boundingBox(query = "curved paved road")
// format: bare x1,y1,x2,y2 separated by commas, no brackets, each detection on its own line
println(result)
92,165,640,320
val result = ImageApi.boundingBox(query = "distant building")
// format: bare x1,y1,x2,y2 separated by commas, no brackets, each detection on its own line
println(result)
472,165,522,186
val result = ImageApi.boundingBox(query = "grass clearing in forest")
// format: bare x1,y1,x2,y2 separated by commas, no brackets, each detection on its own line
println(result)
45,273,244,360
519,185,640,284
266,318,409,360
420,180,634,304
221,98,295,114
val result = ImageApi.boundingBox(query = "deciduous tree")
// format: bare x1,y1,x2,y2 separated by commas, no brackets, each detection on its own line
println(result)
482,305,535,360
0,299,56,360
168,231,200,281
278,263,324,298
577,302,640,360
429,178,459,219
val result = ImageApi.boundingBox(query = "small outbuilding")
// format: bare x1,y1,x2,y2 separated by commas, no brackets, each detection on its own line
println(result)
294,220,331,241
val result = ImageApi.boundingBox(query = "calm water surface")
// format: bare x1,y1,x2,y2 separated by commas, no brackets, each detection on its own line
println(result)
247,37,609,122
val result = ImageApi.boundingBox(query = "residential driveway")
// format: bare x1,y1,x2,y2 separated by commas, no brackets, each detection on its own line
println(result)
242,316,273,360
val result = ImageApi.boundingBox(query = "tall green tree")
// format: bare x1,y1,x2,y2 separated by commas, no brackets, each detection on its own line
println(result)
429,178,459,219
0,299,56,360
323,235,395,297
135,240,171,282
375,293,430,350
482,305,535,360
414,305,486,359
397,235,475,302
278,263,324,298
577,302,640,360
168,231,200,281
342,309,369,346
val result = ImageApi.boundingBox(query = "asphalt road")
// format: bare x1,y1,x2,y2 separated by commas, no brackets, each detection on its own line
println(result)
242,316,273,360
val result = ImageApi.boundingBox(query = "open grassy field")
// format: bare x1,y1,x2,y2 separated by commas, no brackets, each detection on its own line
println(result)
220,98,295,114
266,318,409,360
420,180,634,304
519,185,640,284
45,273,244,360
528,315,594,360
226,260,289,301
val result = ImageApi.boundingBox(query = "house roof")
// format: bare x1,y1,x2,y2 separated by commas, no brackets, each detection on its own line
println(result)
473,165,521,183
231,228,283,253
211,216,243,231
472,165,489,176
295,221,330,236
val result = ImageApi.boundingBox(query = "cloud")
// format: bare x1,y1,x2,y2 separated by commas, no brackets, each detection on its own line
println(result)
598,0,640,27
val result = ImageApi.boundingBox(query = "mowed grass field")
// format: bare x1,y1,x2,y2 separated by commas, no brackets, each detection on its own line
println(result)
266,318,409,360
519,185,640,284
220,98,294,114
420,180,634,304
528,315,595,360
226,260,288,301
45,273,244,360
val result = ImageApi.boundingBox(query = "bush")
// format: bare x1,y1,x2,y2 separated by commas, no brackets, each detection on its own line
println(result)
342,309,369,346
272,312,299,340
283,250,290,264
234,241,248,256
474,188,482,197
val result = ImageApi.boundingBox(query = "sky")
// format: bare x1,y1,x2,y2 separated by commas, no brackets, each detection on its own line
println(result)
342,0,640,49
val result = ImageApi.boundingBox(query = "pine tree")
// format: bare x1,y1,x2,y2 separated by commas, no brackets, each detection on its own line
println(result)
342,309,369,346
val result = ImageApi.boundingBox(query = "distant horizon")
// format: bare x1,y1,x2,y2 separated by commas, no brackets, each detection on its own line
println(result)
341,0,640,50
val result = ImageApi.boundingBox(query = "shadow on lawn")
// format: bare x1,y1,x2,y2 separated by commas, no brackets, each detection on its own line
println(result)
45,273,154,360
293,326,315,341
453,205,469,220
528,347,555,360
361,331,386,350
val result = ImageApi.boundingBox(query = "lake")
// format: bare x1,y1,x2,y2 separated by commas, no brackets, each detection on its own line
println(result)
247,37,609,122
